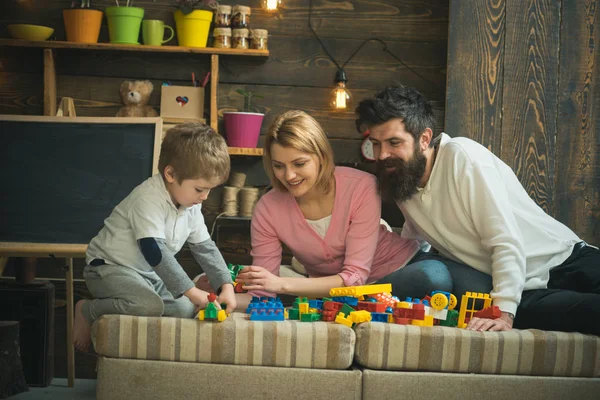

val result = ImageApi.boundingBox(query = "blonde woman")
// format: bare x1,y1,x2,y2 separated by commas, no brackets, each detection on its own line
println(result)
234,110,459,307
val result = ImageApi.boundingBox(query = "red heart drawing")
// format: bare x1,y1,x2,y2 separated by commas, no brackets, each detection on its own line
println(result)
176,96,189,107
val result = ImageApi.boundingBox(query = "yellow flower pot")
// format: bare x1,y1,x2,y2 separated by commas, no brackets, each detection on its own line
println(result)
174,10,213,48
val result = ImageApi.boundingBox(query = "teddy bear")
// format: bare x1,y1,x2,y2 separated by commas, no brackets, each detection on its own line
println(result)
116,80,158,117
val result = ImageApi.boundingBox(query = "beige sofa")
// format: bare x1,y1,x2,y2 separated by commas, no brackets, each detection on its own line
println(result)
91,311,600,400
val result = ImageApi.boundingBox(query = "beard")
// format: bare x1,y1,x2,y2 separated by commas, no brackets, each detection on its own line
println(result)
376,149,427,203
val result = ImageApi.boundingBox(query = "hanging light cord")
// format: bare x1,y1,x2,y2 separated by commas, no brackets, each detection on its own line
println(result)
308,0,443,91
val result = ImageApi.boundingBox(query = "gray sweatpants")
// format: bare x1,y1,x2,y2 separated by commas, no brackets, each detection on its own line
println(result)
81,263,195,324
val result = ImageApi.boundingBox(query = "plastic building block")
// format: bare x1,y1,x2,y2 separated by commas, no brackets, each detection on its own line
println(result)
323,301,343,311
227,263,244,281
349,310,372,324
334,312,353,328
250,308,285,321
457,292,492,328
370,312,390,323
473,305,501,319
308,299,323,310
329,284,392,298
300,312,321,322
438,309,459,327
426,307,448,321
372,293,399,309
331,296,359,306
430,290,458,310
357,301,387,313
288,308,300,320
321,309,337,321
341,303,355,317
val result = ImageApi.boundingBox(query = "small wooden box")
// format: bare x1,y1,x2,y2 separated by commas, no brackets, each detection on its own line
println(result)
160,85,205,120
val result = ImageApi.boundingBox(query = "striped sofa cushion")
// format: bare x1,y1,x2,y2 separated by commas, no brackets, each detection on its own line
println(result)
91,313,355,369
354,323,600,377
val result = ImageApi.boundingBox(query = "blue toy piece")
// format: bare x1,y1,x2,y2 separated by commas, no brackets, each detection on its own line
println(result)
308,299,323,310
331,296,358,306
371,312,390,322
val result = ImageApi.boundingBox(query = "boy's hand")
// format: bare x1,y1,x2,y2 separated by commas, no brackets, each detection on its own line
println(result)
217,283,237,314
184,286,221,312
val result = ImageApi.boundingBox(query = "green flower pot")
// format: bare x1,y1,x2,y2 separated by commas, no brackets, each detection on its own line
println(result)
106,6,145,45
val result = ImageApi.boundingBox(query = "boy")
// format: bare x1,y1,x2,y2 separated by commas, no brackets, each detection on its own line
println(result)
73,123,236,352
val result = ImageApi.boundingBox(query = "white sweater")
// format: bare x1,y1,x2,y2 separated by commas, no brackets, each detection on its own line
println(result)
399,133,581,314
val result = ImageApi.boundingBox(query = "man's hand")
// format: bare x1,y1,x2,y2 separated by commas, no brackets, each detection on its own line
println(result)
236,266,286,293
217,283,237,314
466,311,514,331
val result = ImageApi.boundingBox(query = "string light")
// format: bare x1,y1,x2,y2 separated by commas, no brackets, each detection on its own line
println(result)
330,69,352,110
261,0,282,11
308,0,442,111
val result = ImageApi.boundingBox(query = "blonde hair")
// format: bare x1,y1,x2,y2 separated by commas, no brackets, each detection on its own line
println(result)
158,123,230,183
263,110,335,193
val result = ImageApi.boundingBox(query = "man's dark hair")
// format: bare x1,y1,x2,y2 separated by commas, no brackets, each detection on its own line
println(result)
355,85,436,147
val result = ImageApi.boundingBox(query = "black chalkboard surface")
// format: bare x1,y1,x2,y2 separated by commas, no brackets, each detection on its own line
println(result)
0,116,162,245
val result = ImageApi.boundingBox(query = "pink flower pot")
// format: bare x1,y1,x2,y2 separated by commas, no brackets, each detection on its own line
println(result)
223,112,264,148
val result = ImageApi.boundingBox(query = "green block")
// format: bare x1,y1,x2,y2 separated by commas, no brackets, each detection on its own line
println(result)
300,312,321,322
439,309,459,327
341,303,355,317
288,308,300,320
204,303,219,320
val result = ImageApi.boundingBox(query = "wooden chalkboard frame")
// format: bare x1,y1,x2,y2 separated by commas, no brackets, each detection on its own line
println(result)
0,115,163,251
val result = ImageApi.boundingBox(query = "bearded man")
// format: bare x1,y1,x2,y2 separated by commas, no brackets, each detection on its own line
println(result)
355,85,600,335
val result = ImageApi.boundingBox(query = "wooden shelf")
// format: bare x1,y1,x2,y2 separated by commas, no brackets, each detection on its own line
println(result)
0,39,269,57
0,38,269,135
227,147,263,156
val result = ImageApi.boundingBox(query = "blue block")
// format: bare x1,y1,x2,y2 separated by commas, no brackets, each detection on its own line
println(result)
371,312,390,322
332,296,358,306
308,299,323,310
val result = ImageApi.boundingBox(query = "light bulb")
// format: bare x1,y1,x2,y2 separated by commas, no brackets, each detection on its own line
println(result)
330,69,352,110
261,0,282,11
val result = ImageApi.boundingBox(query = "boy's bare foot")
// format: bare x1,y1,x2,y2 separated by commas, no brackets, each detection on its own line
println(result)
73,299,92,352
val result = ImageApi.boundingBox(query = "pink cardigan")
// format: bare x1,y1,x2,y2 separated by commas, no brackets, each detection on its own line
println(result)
251,167,420,293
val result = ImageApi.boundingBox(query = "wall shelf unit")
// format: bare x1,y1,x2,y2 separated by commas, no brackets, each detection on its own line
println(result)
0,39,269,156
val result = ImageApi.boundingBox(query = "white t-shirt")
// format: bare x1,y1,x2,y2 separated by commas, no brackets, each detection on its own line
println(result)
399,133,581,314
306,215,332,238
86,173,210,273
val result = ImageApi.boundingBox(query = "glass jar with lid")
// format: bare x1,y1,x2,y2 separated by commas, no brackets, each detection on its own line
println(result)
232,28,250,49
214,5,232,28
231,5,251,29
250,29,268,50
213,28,232,48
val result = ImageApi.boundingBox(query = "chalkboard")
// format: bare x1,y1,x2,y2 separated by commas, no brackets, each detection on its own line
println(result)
0,116,162,245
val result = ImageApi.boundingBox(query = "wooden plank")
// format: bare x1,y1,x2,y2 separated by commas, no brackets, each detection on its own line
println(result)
555,0,600,244
0,72,44,115
445,0,505,152
54,75,445,140
0,39,269,57
0,242,88,257
51,37,447,99
65,257,75,387
228,147,263,156
1,0,449,42
500,0,561,216
43,49,57,116
211,54,219,131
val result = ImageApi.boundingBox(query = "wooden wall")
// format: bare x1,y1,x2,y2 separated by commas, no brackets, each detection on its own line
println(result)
446,0,600,245
0,0,448,166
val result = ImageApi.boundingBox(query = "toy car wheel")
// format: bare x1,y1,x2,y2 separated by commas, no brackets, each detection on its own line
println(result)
449,294,458,310
430,293,449,310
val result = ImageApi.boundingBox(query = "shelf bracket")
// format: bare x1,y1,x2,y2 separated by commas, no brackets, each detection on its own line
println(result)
211,54,219,132
43,48,57,116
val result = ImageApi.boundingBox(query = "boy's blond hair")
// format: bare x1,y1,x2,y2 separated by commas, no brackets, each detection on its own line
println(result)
263,110,335,193
158,123,230,183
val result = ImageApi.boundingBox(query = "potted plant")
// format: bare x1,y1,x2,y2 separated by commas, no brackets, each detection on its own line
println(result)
173,0,218,47
105,0,145,45
223,89,265,148
63,1,104,43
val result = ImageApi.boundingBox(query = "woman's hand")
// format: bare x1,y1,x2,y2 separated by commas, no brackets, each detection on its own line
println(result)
236,266,286,293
